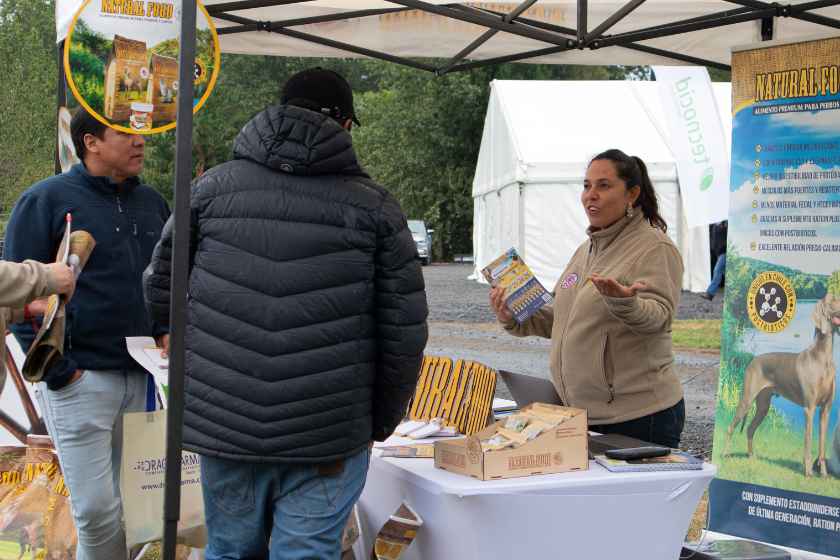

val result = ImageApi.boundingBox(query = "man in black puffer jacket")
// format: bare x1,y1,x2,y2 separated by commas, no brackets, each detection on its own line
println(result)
143,68,428,559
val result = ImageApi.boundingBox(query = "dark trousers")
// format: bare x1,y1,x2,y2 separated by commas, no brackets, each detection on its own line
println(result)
592,399,685,448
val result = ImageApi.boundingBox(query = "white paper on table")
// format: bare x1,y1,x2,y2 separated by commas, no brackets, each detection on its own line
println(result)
125,336,168,398
492,398,517,411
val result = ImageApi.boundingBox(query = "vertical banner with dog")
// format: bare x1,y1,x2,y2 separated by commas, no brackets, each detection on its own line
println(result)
709,36,840,556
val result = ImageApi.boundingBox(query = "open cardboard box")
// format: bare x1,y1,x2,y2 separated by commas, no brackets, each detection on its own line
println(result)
434,403,589,480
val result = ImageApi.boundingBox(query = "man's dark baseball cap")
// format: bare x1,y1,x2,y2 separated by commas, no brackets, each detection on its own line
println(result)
281,67,360,126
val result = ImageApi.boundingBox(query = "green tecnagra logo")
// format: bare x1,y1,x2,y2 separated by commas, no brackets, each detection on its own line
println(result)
673,76,715,193
700,167,714,191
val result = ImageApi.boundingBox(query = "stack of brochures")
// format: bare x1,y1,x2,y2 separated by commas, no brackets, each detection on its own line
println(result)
594,450,703,472
492,397,518,420
394,419,459,439
377,444,434,458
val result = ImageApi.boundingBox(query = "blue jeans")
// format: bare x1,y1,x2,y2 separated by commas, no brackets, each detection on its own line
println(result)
201,449,369,560
706,253,726,296
35,369,151,560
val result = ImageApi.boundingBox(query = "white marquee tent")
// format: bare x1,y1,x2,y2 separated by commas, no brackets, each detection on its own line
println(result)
472,79,733,292
56,1,840,73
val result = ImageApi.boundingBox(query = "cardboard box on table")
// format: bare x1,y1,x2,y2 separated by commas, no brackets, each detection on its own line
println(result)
433,403,589,480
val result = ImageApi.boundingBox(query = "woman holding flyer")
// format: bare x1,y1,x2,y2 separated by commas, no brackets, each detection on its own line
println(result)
490,149,685,448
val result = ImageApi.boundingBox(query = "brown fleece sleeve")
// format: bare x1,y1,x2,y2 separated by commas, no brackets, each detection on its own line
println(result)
0,260,53,310
601,242,683,334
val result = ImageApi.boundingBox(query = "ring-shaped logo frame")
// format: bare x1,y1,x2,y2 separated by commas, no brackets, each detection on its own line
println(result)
63,0,220,135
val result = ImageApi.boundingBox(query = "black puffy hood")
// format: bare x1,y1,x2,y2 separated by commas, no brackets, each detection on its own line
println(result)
233,104,366,177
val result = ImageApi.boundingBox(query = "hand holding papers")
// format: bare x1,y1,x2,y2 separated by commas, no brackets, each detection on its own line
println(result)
126,336,169,400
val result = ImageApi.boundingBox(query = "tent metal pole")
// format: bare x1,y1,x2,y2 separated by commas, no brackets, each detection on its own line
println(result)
725,0,840,30
793,0,840,10
622,43,731,71
437,0,539,74
463,5,578,36
583,0,646,44
442,38,731,74
722,0,779,9
595,7,775,47
443,43,575,73
577,0,587,43
213,7,409,32
206,0,315,15
161,0,197,558
267,27,438,71
55,40,66,175
473,7,736,69
761,15,774,40
789,11,840,29
213,11,437,72
386,0,573,46
479,6,754,40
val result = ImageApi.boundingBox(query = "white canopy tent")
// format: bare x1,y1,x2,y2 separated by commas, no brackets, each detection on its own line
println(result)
56,1,840,74
472,79,733,293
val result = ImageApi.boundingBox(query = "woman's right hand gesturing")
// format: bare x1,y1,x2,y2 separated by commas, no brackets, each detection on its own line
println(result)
489,286,514,323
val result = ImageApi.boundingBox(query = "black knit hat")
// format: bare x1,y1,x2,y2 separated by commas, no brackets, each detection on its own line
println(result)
281,67,360,126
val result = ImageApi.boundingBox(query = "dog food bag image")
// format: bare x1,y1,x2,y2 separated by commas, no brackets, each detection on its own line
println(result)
0,447,76,560
147,54,179,124
104,35,149,122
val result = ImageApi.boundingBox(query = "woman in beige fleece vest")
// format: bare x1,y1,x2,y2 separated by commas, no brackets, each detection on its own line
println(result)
491,149,685,448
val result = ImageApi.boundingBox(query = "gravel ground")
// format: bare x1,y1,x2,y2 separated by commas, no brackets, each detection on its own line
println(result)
423,263,721,458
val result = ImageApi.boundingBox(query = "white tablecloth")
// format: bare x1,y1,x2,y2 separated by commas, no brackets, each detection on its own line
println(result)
357,439,716,560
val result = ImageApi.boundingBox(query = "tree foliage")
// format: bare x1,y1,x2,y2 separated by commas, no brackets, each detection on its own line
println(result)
0,0,58,230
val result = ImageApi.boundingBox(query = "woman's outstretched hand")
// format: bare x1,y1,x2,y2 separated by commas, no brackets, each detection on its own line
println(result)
489,286,514,323
590,273,647,298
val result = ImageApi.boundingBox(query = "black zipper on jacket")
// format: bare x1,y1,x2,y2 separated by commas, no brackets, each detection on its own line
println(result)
117,191,143,333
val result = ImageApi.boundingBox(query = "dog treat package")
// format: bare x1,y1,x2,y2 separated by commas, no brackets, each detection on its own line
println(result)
148,54,179,124
0,446,76,559
480,405,575,452
372,502,423,560
104,35,149,122
434,403,588,480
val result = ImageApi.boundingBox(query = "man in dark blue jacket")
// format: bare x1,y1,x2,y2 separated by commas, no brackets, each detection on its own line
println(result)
5,109,169,560
144,68,428,559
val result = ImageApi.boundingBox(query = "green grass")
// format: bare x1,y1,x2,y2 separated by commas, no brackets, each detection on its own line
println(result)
0,539,41,559
711,404,840,497
673,319,721,350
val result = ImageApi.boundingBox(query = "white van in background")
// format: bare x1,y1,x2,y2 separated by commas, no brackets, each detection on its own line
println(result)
408,220,433,266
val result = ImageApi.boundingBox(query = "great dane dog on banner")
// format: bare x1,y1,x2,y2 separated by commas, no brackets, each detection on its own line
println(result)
725,293,840,477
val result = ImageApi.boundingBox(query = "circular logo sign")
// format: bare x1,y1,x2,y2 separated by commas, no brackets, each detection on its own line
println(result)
747,271,796,333
64,0,220,135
